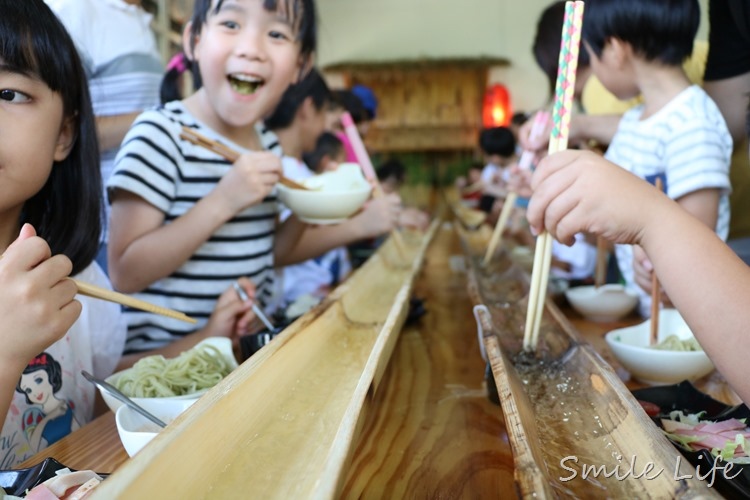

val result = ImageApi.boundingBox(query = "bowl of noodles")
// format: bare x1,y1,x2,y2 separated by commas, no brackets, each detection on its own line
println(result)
605,309,714,385
277,162,372,224
101,337,237,414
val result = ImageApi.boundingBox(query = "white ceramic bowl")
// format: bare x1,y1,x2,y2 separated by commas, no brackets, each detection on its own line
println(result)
115,398,195,457
565,284,639,322
101,337,237,414
605,309,714,385
277,163,372,224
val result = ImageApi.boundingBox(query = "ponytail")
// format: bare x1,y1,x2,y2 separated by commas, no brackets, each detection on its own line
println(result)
160,52,202,104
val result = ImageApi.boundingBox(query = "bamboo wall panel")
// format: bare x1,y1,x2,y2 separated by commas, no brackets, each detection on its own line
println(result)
342,64,487,153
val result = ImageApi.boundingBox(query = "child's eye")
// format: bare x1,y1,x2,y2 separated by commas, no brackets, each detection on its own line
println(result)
221,20,240,30
268,30,291,41
0,89,30,103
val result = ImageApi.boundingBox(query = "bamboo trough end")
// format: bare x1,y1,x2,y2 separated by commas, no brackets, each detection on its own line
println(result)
89,221,440,500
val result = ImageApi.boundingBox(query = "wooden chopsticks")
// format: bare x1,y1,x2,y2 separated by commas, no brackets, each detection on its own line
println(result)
594,237,608,289
483,110,550,267
522,1,584,353
0,254,195,323
179,127,312,191
650,177,664,345
72,279,196,324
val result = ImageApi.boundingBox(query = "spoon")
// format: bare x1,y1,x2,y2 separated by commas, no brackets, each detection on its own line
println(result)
81,370,166,428
232,281,276,331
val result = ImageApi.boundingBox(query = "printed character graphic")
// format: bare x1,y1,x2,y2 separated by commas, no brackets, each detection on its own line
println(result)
15,353,80,451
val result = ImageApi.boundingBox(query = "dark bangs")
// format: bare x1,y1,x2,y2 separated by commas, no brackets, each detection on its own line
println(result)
1,0,102,275
582,0,699,65
264,0,317,59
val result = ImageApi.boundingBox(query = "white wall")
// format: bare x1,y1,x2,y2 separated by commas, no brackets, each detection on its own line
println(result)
317,0,710,113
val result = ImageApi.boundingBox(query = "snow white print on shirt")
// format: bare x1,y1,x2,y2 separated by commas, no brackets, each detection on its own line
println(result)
15,353,80,452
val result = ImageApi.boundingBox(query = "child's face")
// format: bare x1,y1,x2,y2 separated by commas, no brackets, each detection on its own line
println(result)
325,107,343,132
485,153,514,168
300,100,328,154
0,61,73,220
468,168,482,184
188,0,303,131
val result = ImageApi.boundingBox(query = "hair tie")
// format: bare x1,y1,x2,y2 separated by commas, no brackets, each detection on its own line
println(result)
167,53,188,74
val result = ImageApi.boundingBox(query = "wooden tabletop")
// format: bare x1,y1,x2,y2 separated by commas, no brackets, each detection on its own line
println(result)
17,225,739,496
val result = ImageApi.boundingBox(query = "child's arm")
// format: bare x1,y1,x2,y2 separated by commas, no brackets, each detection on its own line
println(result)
275,193,402,266
631,188,721,295
114,278,256,370
0,225,81,428
518,114,622,151
528,150,750,404
109,150,282,293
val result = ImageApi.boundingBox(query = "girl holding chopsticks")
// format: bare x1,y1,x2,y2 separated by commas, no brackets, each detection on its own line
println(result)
0,0,128,465
106,0,319,363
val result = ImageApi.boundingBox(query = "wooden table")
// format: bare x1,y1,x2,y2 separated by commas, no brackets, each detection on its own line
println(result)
17,225,739,496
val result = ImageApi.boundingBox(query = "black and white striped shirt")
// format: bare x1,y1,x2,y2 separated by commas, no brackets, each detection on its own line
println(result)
108,101,282,353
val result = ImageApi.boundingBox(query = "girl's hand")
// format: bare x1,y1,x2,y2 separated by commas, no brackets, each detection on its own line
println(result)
0,224,80,371
518,114,553,152
215,152,282,214
506,164,534,198
200,277,256,348
354,193,402,238
527,150,663,246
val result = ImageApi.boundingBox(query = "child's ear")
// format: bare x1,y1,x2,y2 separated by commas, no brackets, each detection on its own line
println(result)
183,21,198,61
299,96,315,120
293,54,315,84
53,115,76,162
607,38,630,69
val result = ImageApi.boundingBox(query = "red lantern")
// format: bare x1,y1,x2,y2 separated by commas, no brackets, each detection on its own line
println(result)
482,84,512,128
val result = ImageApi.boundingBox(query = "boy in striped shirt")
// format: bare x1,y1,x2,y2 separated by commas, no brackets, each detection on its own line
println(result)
583,0,732,316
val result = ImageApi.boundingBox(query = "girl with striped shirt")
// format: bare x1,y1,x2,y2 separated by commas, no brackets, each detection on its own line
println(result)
107,0,317,367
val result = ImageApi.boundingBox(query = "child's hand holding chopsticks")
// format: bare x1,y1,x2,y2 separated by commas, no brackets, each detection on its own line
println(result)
0,224,80,370
214,151,283,215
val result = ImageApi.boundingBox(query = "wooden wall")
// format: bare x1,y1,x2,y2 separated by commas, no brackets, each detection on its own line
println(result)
340,63,490,154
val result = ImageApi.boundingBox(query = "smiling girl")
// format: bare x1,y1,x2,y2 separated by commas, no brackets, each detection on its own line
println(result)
107,0,317,365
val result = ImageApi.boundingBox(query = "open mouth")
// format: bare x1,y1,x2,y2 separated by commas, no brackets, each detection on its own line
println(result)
228,73,264,95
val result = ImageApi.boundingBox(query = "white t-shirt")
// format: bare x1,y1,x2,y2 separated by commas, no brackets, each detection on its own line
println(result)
480,163,502,184
605,85,732,316
277,157,352,307
46,0,163,240
551,234,597,281
0,263,125,468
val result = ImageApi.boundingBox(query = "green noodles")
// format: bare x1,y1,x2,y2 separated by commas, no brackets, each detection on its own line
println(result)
114,344,234,398
651,334,703,352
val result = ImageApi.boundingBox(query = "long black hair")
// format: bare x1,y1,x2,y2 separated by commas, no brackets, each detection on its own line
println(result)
0,0,102,275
